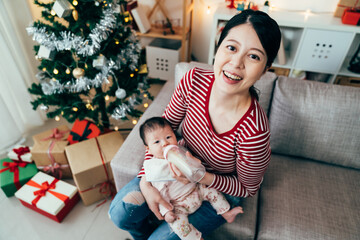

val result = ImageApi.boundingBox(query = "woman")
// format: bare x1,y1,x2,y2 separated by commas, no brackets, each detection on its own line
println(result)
109,9,281,240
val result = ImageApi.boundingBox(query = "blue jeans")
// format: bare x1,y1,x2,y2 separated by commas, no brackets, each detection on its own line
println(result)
108,177,242,240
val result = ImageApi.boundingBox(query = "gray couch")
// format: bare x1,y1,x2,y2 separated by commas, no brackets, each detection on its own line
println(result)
111,62,360,240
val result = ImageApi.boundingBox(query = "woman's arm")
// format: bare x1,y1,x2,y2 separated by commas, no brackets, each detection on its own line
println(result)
209,129,271,197
163,68,194,129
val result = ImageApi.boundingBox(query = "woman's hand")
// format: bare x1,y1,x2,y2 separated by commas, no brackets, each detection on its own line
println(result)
169,151,205,184
185,151,215,186
139,176,173,220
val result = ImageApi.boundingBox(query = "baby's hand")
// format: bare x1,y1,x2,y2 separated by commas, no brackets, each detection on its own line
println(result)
164,211,176,223
169,162,190,185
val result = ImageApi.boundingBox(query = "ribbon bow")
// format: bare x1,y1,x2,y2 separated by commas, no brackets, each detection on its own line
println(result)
70,121,93,142
42,128,68,141
13,146,30,161
27,179,69,206
0,160,28,189
39,128,69,179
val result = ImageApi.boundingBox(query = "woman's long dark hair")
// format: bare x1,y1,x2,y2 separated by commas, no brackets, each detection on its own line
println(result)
217,9,281,100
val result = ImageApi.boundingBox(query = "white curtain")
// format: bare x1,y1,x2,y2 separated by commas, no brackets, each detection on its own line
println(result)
0,0,44,154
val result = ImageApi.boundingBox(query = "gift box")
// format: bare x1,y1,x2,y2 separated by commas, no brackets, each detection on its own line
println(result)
0,158,38,197
67,119,101,145
7,145,32,162
65,131,124,205
334,0,360,17
342,8,360,25
15,171,79,223
31,126,72,179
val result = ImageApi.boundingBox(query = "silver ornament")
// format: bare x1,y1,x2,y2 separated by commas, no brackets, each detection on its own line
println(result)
115,88,126,99
40,105,49,111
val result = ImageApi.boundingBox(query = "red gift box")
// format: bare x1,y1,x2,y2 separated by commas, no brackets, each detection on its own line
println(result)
15,172,79,223
342,8,360,25
67,119,101,145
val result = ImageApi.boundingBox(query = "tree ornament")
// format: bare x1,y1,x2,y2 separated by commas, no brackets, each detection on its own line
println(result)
72,67,85,79
40,105,49,111
52,0,74,18
72,9,79,21
38,45,56,60
92,55,107,69
115,88,126,99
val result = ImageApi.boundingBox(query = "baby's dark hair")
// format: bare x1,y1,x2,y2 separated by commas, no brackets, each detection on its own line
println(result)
139,117,173,146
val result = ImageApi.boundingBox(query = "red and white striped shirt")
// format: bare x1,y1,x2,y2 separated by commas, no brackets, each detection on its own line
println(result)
140,67,271,198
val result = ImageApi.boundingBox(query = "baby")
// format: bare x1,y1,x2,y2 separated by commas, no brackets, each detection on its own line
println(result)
140,117,243,240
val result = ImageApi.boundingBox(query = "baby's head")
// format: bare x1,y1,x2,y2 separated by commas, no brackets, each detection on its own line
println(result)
139,117,177,159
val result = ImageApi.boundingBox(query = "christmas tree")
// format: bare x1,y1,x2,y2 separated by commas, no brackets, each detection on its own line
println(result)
27,0,152,130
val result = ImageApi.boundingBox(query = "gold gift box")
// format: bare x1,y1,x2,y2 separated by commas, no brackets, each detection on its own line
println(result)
65,131,124,205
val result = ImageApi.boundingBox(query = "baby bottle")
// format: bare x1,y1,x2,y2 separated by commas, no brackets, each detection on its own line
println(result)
163,145,206,182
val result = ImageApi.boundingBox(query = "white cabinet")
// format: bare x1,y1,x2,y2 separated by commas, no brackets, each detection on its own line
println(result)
208,5,360,84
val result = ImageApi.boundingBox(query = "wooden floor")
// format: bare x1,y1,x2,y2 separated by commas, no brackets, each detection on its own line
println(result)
0,82,164,240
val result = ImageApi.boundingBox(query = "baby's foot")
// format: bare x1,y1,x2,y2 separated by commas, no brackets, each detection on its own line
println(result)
164,211,176,223
222,206,244,223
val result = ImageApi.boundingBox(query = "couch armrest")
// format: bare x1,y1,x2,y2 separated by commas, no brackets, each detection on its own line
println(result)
111,79,175,191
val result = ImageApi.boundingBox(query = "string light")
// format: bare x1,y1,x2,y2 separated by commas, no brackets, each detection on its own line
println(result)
42,67,46,71
53,68,59,74
124,17,129,22
130,73,134,77
72,0,78,6
105,95,110,101
61,111,64,115
115,40,120,44
55,116,60,121
144,103,149,108
86,100,94,110
66,68,71,74
132,119,137,125
50,10,56,16
72,107,78,112
114,126,119,131
143,93,148,98
135,68,138,72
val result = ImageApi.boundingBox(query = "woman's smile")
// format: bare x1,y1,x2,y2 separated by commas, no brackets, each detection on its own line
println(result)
223,70,243,84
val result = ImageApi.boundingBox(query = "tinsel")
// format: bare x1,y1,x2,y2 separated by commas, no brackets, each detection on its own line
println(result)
26,3,118,57
111,103,129,120
38,40,141,95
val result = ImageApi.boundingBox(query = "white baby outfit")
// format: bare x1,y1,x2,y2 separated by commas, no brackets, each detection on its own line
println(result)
144,158,230,240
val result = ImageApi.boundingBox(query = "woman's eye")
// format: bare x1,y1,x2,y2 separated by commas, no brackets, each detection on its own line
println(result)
249,54,260,60
226,45,236,51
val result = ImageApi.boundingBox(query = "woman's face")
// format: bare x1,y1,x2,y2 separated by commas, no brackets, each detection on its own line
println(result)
213,23,268,96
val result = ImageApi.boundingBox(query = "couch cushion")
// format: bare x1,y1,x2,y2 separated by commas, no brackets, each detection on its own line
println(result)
257,154,360,240
254,71,277,116
269,77,360,169
208,194,258,240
